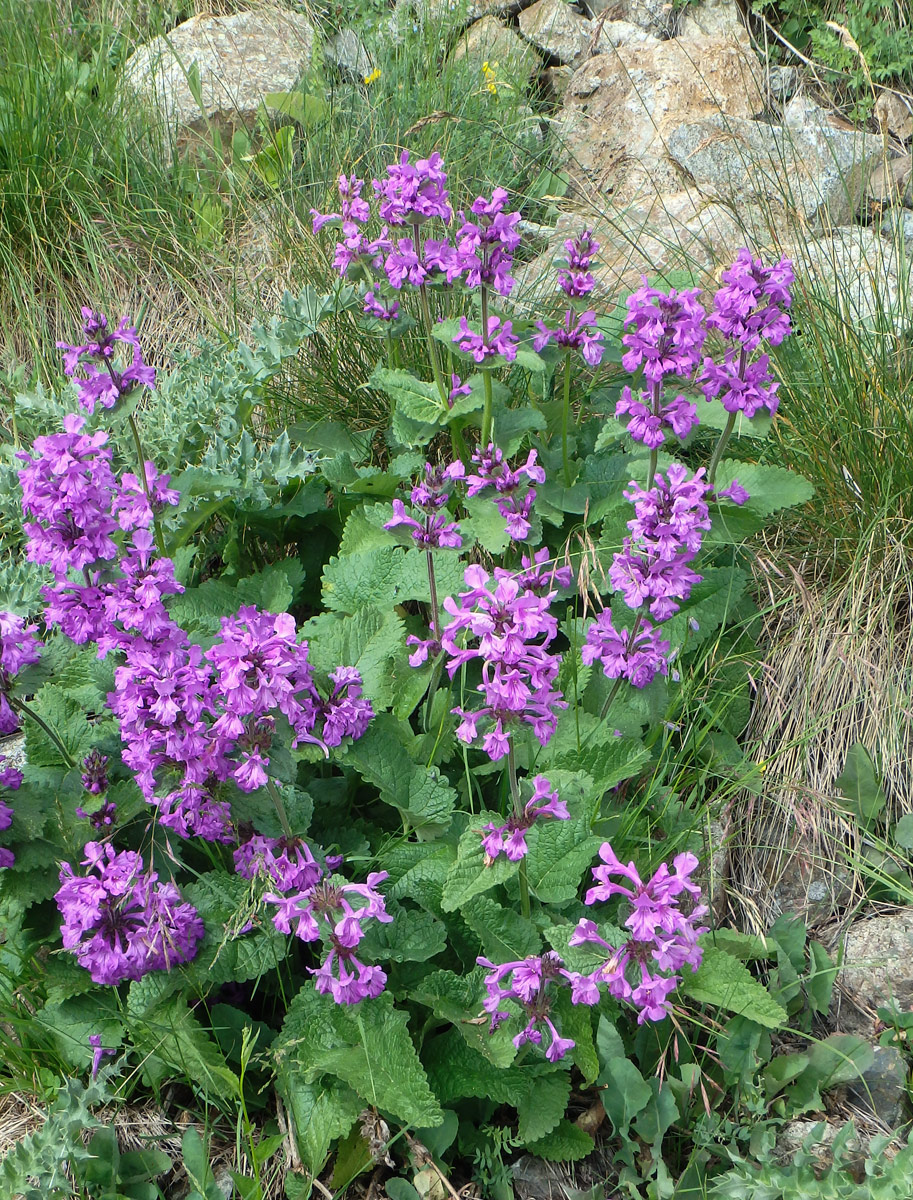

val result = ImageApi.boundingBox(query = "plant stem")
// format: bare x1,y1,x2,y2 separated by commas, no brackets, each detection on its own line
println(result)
481,368,493,450
127,413,166,558
562,350,573,485
599,609,646,722
266,777,294,840
707,346,746,486
426,548,441,643
507,742,530,919
13,700,76,769
412,221,449,407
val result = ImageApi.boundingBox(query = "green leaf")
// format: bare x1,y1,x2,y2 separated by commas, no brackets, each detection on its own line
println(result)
441,822,519,911
385,842,455,908
662,567,747,652
801,1034,874,1089
277,1073,361,1173
633,1079,679,1148
370,367,447,427
461,896,541,962
358,903,447,963
131,997,240,1104
302,609,405,711
425,1029,530,1105
700,397,773,440
517,1071,570,1144
681,947,787,1028
410,968,518,1066
894,813,913,849
523,1120,594,1162
525,817,602,904
493,406,547,457
34,996,123,1073
322,546,403,613
461,493,509,555
835,742,886,827
554,989,599,1083
700,929,776,960
275,988,441,1128
23,683,104,769
714,461,813,516
541,736,649,797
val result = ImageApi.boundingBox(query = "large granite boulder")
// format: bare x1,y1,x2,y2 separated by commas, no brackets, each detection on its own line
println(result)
518,0,593,66
123,10,314,140
558,35,764,201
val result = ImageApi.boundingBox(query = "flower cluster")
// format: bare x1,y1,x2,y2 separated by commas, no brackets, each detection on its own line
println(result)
455,188,521,297
0,612,42,734
534,308,604,367
374,151,453,227
453,315,518,363
0,754,23,869
570,844,708,1023
558,229,599,298
477,952,583,1062
441,564,566,761
55,842,204,985
466,445,544,541
57,308,155,414
614,283,706,449
582,610,671,689
384,461,465,549
481,775,568,862
247,838,391,1004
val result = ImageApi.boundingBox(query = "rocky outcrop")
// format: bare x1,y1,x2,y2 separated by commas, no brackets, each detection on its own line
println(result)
518,0,592,66
832,909,913,1035
450,14,541,86
123,10,314,137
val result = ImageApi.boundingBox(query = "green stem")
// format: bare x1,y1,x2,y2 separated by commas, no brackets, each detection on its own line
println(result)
426,548,441,643
647,448,658,492
481,369,494,450
128,414,166,558
507,742,530,919
266,777,294,840
13,700,76,769
707,410,737,487
562,350,572,486
599,609,647,722
412,222,449,407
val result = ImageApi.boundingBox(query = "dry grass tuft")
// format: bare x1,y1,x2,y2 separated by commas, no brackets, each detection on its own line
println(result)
727,521,913,932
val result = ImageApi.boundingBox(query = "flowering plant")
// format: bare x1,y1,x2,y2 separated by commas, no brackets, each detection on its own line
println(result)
0,150,815,1191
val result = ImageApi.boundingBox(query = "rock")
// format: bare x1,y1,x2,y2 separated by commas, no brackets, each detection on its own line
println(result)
324,29,373,84
884,207,913,244
587,0,681,38
868,154,913,208
518,0,592,65
558,36,763,201
450,15,541,87
678,0,747,43
846,1045,909,1128
875,92,913,141
792,226,913,324
511,1154,572,1200
775,1121,866,1173
542,63,575,99
761,843,850,926
666,99,884,225
833,908,913,1035
0,733,25,776
593,18,659,51
123,10,314,138
413,0,534,22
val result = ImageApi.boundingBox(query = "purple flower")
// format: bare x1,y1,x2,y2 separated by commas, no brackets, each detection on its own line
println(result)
453,188,522,297
609,466,711,620
614,386,699,449
558,230,599,297
80,749,109,795
0,612,42,735
448,374,472,407
363,290,401,321
533,309,604,366
481,775,569,862
452,315,518,363
310,173,372,232
56,842,204,985
384,461,465,549
465,445,544,542
57,309,155,414
111,463,179,532
515,547,573,595
699,350,780,418
477,952,578,1061
234,833,323,893
89,1033,116,1079
373,151,452,227
717,479,750,505
582,610,671,688
571,843,708,1023
0,755,23,869
265,868,392,1004
621,284,707,384
18,414,119,581
441,565,566,761
321,666,374,747
707,248,793,351
76,798,118,829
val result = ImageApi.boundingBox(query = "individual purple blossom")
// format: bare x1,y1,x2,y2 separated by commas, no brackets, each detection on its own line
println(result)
706,248,793,351
614,386,699,449
56,842,204,985
76,798,118,829
558,230,599,297
465,445,544,541
0,754,22,869
0,612,42,735
533,309,604,366
515,547,573,595
111,463,179,531
477,952,581,1062
57,308,155,414
449,374,472,406
621,284,707,384
265,868,392,1004
452,315,518,363
373,151,452,227
234,833,323,894
321,666,374,747
17,414,119,581
441,564,566,761
89,1034,116,1080
481,775,569,862
310,174,372,232
717,479,750,505
80,750,109,795
582,610,671,689
570,843,708,1024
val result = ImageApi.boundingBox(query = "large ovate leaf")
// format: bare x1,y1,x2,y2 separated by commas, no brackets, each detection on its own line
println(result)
461,895,541,962
714,460,813,516
681,947,787,1028
524,1120,594,1162
441,822,519,911
525,817,602,904
517,1071,570,1144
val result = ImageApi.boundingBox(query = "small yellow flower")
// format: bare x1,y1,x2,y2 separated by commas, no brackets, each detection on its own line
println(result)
363,67,381,86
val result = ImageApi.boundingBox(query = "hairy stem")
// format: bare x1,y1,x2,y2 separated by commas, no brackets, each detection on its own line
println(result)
13,700,76,770
507,741,530,919
412,221,449,407
707,346,746,486
266,777,294,840
481,368,494,451
562,350,573,485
